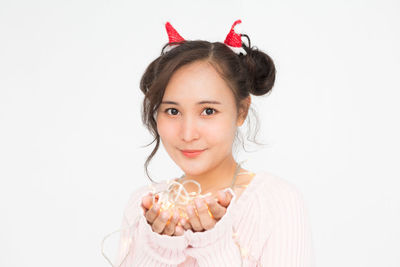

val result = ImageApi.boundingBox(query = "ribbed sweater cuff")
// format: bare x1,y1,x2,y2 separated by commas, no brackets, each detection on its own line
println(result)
185,235,242,266
185,188,241,266
136,192,188,265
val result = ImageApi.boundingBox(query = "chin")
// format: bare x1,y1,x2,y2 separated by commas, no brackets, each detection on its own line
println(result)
177,161,210,176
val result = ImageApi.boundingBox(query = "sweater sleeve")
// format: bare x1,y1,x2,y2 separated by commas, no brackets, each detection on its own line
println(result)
114,186,188,267
258,180,315,267
184,188,243,266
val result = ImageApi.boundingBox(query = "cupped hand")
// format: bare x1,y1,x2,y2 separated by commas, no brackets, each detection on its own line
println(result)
141,190,234,234
141,192,185,236
181,190,234,232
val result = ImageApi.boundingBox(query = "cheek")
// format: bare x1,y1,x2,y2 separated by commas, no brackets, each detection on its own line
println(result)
156,117,177,141
202,118,236,144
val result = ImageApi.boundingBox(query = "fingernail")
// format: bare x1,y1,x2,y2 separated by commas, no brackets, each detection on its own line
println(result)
186,205,194,215
161,211,169,220
180,218,186,225
195,198,203,208
154,203,160,210
205,196,213,204
218,191,225,199
176,225,183,234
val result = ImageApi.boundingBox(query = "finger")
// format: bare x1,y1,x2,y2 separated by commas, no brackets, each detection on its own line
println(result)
217,190,233,207
179,217,191,231
152,211,170,234
195,198,216,230
141,192,154,211
186,204,203,232
145,202,160,224
162,211,179,236
205,196,226,220
174,225,184,236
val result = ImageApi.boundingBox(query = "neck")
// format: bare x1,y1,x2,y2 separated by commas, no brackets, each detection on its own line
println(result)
181,155,238,194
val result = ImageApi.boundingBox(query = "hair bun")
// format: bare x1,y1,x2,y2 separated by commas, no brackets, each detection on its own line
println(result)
240,45,276,96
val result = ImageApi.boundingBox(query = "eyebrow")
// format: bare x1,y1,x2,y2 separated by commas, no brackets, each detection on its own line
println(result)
161,100,222,105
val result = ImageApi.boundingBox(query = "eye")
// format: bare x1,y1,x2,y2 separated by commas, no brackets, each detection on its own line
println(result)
201,107,217,116
165,108,179,116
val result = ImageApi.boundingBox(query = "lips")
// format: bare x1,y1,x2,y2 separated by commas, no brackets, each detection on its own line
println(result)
181,149,206,158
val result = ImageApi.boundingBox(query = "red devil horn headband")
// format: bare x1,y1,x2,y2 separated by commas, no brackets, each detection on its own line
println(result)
165,21,185,43
223,19,243,47
164,19,246,54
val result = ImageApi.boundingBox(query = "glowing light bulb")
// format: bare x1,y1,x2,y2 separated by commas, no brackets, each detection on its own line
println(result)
240,247,249,258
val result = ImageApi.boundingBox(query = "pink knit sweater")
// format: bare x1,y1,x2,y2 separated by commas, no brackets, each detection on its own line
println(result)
115,171,315,266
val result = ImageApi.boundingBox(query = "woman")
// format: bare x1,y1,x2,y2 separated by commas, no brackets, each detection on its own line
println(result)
114,20,314,266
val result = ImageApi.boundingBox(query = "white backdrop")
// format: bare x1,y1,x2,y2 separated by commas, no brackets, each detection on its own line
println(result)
1,0,399,266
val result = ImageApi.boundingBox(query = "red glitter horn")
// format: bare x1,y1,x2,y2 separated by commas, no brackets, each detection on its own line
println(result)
224,19,243,47
165,21,185,44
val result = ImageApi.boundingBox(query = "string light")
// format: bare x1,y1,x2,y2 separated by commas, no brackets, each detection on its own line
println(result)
149,159,251,217
149,178,213,219
101,159,260,266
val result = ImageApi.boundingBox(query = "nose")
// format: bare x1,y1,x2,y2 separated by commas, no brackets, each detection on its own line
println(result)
180,115,200,142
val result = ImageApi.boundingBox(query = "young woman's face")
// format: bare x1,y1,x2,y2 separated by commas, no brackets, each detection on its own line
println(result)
156,60,244,176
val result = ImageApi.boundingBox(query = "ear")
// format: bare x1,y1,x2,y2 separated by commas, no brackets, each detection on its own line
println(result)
236,96,251,127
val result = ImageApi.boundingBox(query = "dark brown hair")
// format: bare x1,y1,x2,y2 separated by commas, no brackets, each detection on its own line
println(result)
139,34,276,182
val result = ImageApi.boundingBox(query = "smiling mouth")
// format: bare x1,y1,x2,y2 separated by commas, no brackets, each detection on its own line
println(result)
181,149,205,152
180,149,206,158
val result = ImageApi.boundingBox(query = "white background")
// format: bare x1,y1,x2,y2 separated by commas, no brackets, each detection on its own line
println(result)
1,0,399,266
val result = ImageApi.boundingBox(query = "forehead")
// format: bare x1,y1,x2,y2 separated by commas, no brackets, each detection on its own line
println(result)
163,60,234,104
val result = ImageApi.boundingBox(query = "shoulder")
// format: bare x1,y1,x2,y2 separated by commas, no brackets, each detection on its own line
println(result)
237,171,307,224
254,171,309,224
235,172,314,263
231,171,309,257
234,170,310,228
251,171,305,202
